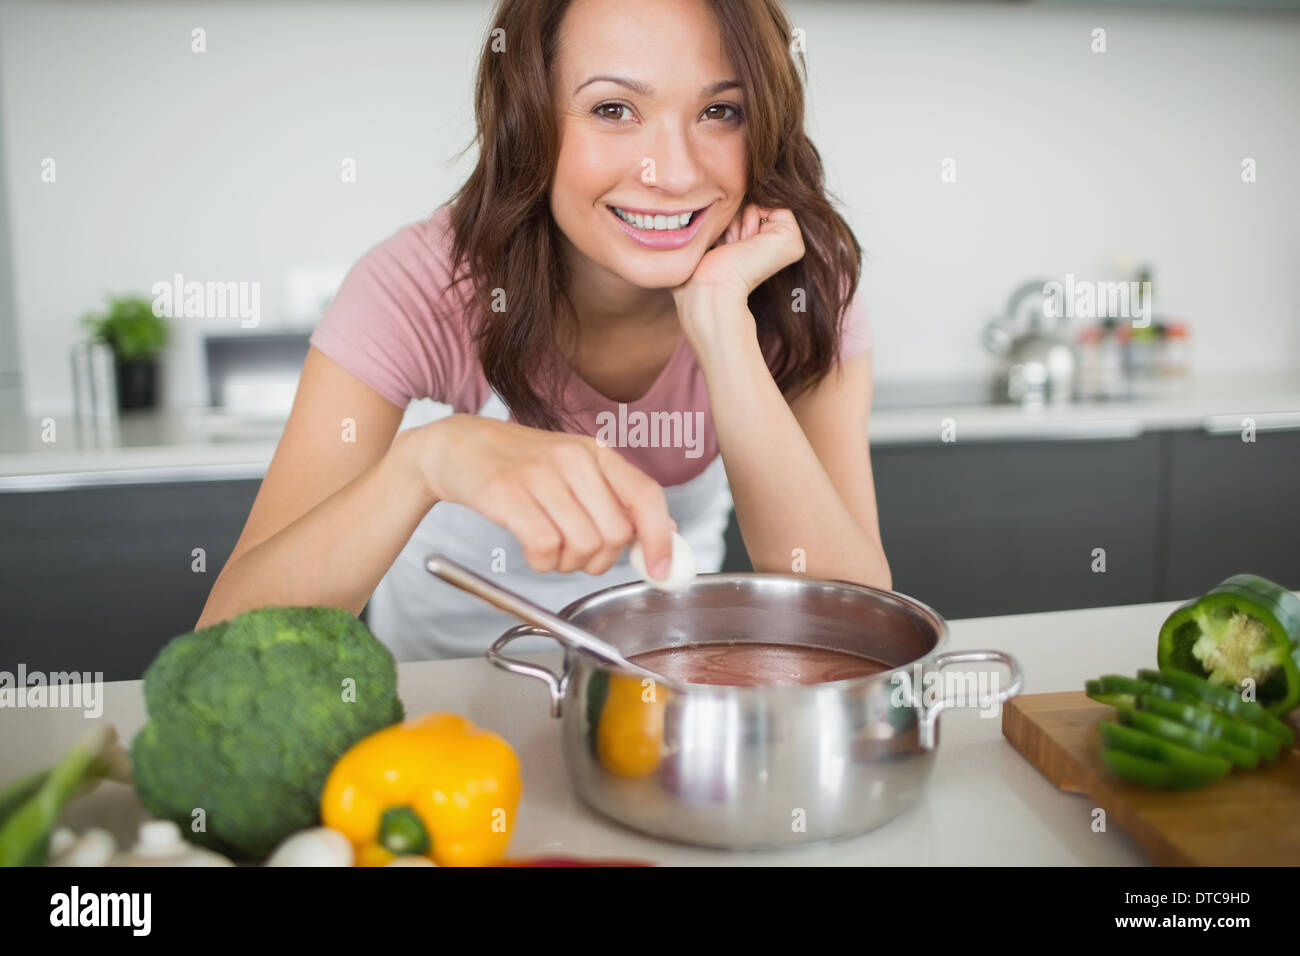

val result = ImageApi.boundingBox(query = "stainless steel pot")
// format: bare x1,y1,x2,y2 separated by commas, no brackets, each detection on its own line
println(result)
487,574,1022,849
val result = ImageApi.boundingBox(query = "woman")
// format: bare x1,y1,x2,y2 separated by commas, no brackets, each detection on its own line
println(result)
197,0,891,660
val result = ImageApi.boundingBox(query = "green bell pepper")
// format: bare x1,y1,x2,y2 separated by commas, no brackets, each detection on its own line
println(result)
1157,573,1300,718
1098,721,1231,783
1099,747,1227,790
1137,667,1294,746
1117,708,1259,770
1135,694,1282,760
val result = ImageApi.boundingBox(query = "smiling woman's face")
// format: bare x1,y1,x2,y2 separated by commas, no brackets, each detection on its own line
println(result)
550,0,747,293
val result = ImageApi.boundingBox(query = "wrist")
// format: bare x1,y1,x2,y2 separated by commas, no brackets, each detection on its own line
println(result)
673,280,748,316
677,291,756,362
391,418,453,508
691,314,764,383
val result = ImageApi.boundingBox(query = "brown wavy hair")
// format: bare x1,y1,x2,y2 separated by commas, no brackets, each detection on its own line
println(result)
445,0,863,433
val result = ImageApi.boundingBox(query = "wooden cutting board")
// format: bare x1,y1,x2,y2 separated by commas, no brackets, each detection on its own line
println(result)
1002,691,1300,865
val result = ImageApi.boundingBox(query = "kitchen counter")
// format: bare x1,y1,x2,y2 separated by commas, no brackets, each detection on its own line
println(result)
1,372,1297,490
0,408,281,490
2,596,1231,866
868,372,1300,445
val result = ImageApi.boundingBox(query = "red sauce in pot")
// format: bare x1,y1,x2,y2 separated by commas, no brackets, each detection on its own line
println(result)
627,642,890,687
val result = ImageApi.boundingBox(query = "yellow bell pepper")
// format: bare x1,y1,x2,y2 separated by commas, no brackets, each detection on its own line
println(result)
596,674,670,778
320,712,521,867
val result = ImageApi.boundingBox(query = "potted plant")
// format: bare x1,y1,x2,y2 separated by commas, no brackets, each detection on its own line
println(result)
81,294,170,410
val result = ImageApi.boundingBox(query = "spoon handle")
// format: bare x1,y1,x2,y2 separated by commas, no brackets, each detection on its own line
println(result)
423,553,653,678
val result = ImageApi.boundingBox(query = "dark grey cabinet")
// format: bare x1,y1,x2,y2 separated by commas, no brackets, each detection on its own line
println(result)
4,425,1295,681
0,479,260,682
871,435,1166,620
724,435,1165,619
1162,429,1300,597
723,429,1299,620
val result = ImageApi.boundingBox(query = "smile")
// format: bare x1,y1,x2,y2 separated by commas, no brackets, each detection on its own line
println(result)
605,202,712,250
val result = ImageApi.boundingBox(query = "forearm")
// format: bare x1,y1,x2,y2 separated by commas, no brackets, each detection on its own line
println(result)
197,429,438,627
695,314,890,588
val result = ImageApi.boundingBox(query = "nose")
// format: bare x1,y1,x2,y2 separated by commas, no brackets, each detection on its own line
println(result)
639,119,709,197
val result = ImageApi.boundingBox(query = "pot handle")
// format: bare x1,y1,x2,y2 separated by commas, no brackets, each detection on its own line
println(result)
486,625,568,718
918,649,1023,749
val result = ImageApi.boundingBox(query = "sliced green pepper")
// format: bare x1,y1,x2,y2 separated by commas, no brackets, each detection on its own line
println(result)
1086,674,1205,714
1136,694,1282,760
1157,574,1300,717
1117,708,1259,770
1089,674,1168,705
1099,747,1227,790
1137,667,1294,747
1098,721,1231,779
1091,674,1158,696
1084,679,1136,710
1092,672,1295,750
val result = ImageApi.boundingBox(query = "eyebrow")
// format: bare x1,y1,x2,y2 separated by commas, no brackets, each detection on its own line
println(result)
573,75,742,98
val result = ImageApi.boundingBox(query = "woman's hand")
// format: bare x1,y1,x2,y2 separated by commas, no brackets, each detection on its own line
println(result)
412,415,678,578
671,203,805,349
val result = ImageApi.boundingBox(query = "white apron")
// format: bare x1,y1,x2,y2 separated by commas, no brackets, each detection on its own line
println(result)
368,391,734,661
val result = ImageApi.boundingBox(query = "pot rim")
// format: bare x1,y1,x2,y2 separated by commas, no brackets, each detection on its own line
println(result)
551,571,951,696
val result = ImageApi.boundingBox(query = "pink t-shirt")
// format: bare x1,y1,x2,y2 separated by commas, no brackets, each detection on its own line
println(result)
309,204,872,486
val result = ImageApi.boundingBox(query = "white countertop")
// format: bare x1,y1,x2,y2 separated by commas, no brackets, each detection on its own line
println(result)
869,373,1300,445
4,596,1243,866
0,409,281,488
2,372,1297,488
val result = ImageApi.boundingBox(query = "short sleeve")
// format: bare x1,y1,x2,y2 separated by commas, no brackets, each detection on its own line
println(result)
837,285,873,362
308,213,473,410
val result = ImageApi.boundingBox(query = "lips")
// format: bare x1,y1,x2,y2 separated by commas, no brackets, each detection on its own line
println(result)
605,202,712,251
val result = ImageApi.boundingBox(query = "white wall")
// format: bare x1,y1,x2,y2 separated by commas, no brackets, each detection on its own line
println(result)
806,1,1300,382
2,0,1297,417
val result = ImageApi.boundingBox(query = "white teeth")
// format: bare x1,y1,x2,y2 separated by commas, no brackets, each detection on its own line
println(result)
612,207,693,230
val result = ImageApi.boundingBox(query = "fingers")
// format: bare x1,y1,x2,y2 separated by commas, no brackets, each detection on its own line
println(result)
722,203,775,245
518,461,606,573
722,213,741,245
465,426,674,579
594,444,676,581
477,479,566,574
552,444,636,574
478,438,644,575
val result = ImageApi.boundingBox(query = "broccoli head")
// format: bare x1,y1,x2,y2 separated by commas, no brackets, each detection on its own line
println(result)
131,605,404,861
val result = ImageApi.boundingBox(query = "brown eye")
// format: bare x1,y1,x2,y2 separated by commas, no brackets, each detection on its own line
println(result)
594,102,630,121
704,103,742,123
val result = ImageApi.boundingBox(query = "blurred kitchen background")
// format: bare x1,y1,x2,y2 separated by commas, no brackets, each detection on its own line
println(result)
1,0,1297,680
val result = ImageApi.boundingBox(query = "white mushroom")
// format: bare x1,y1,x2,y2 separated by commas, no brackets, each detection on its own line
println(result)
630,531,697,591
109,820,234,866
48,827,117,866
265,827,355,867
